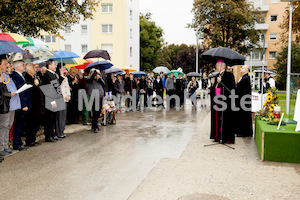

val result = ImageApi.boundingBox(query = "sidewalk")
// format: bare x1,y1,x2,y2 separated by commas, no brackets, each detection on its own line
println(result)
128,112,300,200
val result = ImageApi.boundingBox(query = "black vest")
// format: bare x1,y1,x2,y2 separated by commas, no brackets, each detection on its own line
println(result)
201,78,209,89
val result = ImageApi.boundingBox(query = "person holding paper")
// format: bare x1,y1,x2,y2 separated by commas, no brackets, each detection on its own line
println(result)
0,56,19,157
10,60,32,151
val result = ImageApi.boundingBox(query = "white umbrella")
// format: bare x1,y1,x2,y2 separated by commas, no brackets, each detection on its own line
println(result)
153,66,170,74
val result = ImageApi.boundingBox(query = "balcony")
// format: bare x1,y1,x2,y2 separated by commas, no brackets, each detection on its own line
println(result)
245,60,268,67
252,41,268,49
254,4,270,12
255,23,269,30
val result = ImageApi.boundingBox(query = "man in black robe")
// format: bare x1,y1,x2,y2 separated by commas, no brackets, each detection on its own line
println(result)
210,60,235,144
235,65,253,137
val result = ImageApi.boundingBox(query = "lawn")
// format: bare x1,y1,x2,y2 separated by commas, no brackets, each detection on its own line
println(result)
277,92,297,119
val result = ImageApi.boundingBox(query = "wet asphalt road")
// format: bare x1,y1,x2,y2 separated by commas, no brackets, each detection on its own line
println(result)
0,103,209,200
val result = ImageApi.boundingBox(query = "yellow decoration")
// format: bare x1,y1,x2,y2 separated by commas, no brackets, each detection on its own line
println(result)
270,113,273,117
271,104,275,107
2,74,10,85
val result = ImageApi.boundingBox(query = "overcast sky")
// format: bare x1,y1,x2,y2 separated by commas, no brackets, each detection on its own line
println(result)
139,0,196,46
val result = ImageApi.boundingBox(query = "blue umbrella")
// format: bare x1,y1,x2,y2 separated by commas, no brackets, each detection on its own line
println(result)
84,60,113,72
0,40,24,55
52,50,79,59
132,71,147,77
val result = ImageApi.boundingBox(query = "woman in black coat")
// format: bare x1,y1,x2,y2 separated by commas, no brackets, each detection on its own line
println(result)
153,75,164,108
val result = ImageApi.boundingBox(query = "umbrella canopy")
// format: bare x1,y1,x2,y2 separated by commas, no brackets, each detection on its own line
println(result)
52,50,80,59
0,40,24,55
167,70,184,77
186,72,201,77
153,66,170,74
104,67,123,74
23,45,56,60
84,60,113,72
22,37,49,48
8,51,34,63
120,66,137,72
65,58,89,68
83,49,111,60
0,33,29,45
253,68,275,73
200,47,245,66
132,71,147,77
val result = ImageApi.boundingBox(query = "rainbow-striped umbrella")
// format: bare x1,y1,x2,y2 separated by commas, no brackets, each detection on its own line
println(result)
0,33,29,45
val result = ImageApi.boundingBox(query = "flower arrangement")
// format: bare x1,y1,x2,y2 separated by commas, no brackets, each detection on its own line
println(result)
256,87,279,122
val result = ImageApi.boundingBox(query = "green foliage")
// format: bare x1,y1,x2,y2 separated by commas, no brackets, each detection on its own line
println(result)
189,0,261,53
0,0,98,37
280,2,300,43
140,13,164,72
274,43,300,89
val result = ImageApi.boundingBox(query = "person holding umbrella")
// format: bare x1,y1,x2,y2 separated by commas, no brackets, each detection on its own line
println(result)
187,76,199,106
210,59,235,144
153,75,164,108
200,72,210,107
166,72,176,108
86,69,106,133
138,74,148,110
114,74,125,113
175,73,185,107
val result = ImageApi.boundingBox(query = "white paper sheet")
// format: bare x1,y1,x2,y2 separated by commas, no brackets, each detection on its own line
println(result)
294,90,300,132
16,83,32,94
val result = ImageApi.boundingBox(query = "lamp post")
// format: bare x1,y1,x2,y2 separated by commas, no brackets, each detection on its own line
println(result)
281,0,298,117
196,34,199,73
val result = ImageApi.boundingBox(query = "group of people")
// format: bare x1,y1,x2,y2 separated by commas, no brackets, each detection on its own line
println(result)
0,54,213,163
209,60,253,144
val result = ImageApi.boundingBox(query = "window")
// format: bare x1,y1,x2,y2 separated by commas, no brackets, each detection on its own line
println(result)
271,0,278,3
270,15,278,22
260,33,265,43
41,35,56,43
65,26,71,34
130,9,133,19
102,24,113,33
251,51,264,60
101,44,113,54
269,33,277,41
81,44,88,54
130,47,133,57
65,45,71,52
130,28,133,38
269,51,277,59
81,25,87,34
102,3,113,13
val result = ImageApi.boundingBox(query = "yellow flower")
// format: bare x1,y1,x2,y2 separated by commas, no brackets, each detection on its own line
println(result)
271,104,275,107
270,113,273,117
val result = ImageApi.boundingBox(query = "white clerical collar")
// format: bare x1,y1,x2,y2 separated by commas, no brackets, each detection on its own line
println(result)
47,69,56,74
220,69,225,74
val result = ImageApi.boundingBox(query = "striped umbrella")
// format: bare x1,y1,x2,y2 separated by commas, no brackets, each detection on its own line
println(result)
0,33,29,45
23,37,49,48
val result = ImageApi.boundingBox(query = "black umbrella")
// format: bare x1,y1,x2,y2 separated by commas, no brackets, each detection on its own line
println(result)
83,49,111,60
186,72,201,77
200,47,245,66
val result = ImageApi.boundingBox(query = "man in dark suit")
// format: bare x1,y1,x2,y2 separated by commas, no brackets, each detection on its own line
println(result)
235,65,253,137
41,60,61,142
175,73,185,107
24,63,45,146
10,60,32,151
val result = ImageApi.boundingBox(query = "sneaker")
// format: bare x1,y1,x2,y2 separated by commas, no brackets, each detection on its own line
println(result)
4,148,13,153
0,151,12,157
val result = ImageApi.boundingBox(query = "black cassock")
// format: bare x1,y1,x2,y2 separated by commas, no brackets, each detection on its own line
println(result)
235,74,253,137
210,71,235,144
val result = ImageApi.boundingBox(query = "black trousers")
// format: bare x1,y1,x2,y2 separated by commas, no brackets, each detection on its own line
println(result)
12,110,24,149
24,110,43,145
67,99,78,123
91,98,103,130
167,89,176,108
44,109,56,140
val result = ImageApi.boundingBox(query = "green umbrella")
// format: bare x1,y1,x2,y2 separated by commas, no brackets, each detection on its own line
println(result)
167,70,184,77
22,37,49,48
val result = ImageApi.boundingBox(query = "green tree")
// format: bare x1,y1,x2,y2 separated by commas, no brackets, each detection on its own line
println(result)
274,43,300,90
280,2,300,43
0,0,98,37
140,13,164,72
189,0,261,53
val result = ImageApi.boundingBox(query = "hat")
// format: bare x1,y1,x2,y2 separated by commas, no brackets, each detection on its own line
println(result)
217,59,224,63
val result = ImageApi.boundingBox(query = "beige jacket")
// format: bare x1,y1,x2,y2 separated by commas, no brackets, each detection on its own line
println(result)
60,76,71,102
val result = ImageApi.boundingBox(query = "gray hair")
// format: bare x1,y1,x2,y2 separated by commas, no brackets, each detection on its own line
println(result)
13,61,24,69
243,65,250,72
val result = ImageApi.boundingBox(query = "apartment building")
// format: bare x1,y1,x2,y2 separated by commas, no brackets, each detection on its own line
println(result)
41,0,140,71
244,0,289,87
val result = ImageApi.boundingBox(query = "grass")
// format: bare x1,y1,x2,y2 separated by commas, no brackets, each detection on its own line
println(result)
277,92,297,119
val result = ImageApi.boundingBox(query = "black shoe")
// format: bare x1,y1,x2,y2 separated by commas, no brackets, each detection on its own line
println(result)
4,148,13,153
0,151,12,156
45,137,56,142
28,142,41,147
53,136,62,141
0,157,4,162
13,146,29,151
66,122,72,125
93,128,98,133
83,123,88,125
